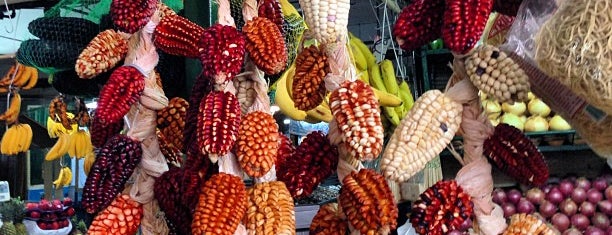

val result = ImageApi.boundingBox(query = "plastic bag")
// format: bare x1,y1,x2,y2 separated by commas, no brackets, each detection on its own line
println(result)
501,0,612,159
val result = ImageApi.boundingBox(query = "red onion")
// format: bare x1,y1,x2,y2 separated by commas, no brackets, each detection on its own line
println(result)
605,186,612,201
607,227,612,235
526,187,545,205
552,213,571,232
547,187,565,205
539,200,557,218
597,200,612,216
592,177,608,192
571,187,588,204
541,184,554,194
575,177,591,190
492,188,507,205
570,213,590,231
580,201,596,217
559,180,575,197
507,189,522,205
501,202,516,218
516,198,535,214
591,212,610,230
584,226,606,235
559,199,578,216
562,228,582,235
587,188,603,204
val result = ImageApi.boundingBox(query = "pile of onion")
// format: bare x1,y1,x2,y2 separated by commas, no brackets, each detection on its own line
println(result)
493,175,612,233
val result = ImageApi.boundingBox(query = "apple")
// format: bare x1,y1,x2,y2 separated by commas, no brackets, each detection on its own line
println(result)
65,207,76,217
26,202,39,211
29,211,41,219
39,199,51,211
62,197,73,207
37,221,47,230
62,219,69,228
51,221,60,230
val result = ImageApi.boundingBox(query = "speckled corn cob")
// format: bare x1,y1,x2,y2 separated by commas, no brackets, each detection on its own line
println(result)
244,181,295,234
192,173,247,235
198,24,247,86
340,169,398,235
197,91,241,162
154,15,206,58
292,45,328,111
157,97,188,152
236,111,279,177
76,29,128,79
381,90,462,182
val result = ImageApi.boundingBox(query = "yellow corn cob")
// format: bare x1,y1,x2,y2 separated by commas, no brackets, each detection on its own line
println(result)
298,0,350,45
381,90,462,182
244,181,295,234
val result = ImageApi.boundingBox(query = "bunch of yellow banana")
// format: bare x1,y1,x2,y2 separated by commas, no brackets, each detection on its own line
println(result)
349,34,415,126
0,123,33,155
45,133,70,161
47,113,78,138
67,130,94,159
53,167,73,188
83,151,96,175
0,92,21,124
0,62,39,93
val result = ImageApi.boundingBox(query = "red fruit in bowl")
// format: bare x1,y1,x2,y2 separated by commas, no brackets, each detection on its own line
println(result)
29,211,41,218
39,199,51,210
51,221,60,230
65,207,76,216
62,197,73,207
37,221,47,230
26,202,38,211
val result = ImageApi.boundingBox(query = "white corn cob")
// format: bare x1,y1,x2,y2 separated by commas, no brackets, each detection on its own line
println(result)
381,90,462,182
298,0,351,45
234,75,256,115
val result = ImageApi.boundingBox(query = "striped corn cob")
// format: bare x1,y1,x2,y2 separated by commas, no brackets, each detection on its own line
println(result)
154,15,206,58
484,123,549,186
197,91,241,162
340,169,398,235
381,90,462,182
410,180,473,235
309,203,348,235
192,173,248,235
292,45,328,111
298,0,351,45
244,181,296,234
329,80,384,161
243,17,288,75
76,29,128,79
503,213,556,235
157,97,188,152
156,130,183,166
236,111,279,177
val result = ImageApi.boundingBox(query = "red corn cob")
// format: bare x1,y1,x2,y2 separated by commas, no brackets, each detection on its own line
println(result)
236,111,279,177
277,131,338,198
197,91,241,163
154,15,206,58
96,66,146,125
393,0,445,52
275,133,294,173
243,17,288,75
110,0,157,34
442,0,494,54
184,73,213,151
198,24,247,86
257,0,284,34
493,0,523,17
88,194,143,235
154,167,193,235
90,110,124,148
484,123,549,186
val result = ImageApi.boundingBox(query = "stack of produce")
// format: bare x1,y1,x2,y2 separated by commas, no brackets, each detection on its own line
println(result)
492,175,612,234
24,198,75,231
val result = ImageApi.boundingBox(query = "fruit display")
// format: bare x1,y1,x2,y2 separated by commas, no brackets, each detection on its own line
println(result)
492,175,612,233
23,199,75,231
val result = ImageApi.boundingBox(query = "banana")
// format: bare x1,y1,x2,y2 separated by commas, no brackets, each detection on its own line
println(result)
75,130,93,159
61,167,72,187
368,63,387,91
0,93,22,124
83,152,95,175
0,125,17,155
380,59,399,95
67,131,77,158
21,124,33,151
22,67,39,90
45,134,70,161
53,168,66,188
275,64,308,121
10,65,27,87
305,104,333,123
349,33,377,66
349,40,368,71
0,64,17,86
371,87,402,107
399,80,415,112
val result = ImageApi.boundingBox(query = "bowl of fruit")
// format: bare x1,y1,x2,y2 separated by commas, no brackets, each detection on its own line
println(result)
23,198,75,235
